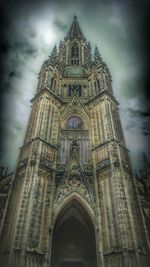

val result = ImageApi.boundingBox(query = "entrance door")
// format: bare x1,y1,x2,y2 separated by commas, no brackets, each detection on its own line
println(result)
51,200,97,267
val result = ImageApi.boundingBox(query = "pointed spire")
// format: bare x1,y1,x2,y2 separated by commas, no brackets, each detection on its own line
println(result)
66,16,85,40
49,45,58,66
93,46,102,65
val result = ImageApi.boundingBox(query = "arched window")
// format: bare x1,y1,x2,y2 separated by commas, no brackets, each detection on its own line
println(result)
71,43,79,65
94,81,97,94
68,85,72,96
68,84,82,97
97,79,100,90
51,77,54,89
67,116,83,129
78,85,82,96
72,44,79,58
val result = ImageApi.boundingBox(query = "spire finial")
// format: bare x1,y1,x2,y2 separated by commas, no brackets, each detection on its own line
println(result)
65,15,85,41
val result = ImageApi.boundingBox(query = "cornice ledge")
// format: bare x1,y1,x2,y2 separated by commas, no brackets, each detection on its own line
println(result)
20,138,58,151
86,90,119,106
30,87,63,104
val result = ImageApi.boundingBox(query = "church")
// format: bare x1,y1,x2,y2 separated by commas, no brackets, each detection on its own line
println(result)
0,16,150,267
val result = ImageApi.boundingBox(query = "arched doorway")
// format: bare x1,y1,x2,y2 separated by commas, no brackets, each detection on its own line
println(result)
51,199,97,267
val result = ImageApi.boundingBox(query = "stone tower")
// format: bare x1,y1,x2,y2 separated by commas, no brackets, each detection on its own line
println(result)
0,16,150,267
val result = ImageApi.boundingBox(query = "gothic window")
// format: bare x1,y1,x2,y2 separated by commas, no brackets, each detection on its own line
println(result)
37,69,45,91
51,77,54,89
71,59,79,65
45,71,53,88
71,43,79,65
97,79,100,90
68,84,82,97
94,81,97,94
67,116,83,129
71,44,79,58
68,85,72,96
78,85,82,96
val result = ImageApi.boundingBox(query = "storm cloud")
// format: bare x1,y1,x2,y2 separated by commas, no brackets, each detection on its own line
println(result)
0,0,149,171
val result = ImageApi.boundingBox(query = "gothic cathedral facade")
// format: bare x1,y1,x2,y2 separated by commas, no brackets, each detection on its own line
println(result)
0,16,150,267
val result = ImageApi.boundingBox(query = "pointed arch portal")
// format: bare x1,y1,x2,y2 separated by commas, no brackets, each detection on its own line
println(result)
51,199,97,267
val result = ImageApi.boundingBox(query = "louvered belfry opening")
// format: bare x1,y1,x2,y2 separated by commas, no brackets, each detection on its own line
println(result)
51,200,97,267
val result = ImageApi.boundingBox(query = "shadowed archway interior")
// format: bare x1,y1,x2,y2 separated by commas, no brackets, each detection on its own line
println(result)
51,199,97,267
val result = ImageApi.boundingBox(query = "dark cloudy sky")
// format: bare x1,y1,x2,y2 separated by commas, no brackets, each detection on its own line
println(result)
0,0,149,172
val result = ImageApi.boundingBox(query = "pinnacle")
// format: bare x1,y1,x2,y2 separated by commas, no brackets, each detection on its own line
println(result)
93,46,102,65
65,16,85,40
49,45,58,66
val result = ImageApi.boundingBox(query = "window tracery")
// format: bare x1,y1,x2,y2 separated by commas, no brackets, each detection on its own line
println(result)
67,116,83,129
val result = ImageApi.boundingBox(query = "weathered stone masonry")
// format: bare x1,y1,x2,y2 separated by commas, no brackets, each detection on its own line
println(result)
0,16,150,267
